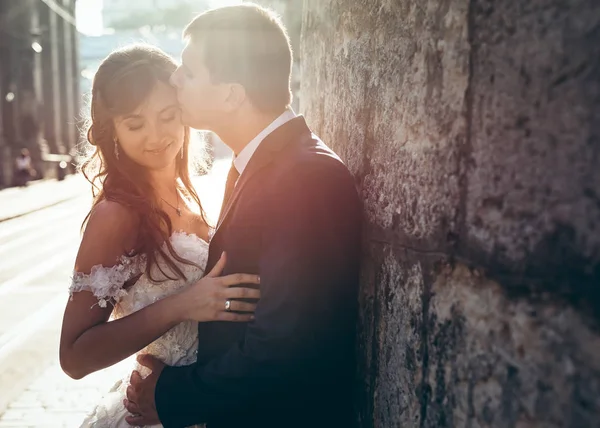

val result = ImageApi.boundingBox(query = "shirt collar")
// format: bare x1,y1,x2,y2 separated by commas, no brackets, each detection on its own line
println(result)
233,109,297,175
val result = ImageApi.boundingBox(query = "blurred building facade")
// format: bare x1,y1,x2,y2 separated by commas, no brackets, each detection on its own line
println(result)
0,0,79,187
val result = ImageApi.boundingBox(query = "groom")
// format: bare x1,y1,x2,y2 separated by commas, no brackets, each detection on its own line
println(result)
124,4,361,427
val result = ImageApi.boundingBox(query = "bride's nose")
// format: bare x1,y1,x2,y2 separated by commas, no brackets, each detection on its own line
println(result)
145,121,170,145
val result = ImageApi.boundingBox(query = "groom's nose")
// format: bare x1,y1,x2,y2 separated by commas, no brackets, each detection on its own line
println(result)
170,70,180,89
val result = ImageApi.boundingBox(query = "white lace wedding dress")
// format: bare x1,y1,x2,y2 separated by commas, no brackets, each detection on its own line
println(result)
68,231,209,428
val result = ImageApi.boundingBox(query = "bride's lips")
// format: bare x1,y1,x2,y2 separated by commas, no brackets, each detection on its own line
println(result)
146,142,173,154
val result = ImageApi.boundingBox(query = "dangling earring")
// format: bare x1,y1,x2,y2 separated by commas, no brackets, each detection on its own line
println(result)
113,137,120,160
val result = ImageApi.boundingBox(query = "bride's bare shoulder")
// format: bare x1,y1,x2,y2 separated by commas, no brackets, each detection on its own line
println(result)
76,200,139,272
86,200,138,238
89,199,137,225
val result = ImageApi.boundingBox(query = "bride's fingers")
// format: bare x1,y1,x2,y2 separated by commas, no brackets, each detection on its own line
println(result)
125,414,146,426
206,252,227,278
220,273,261,288
216,312,255,322
124,398,140,415
226,300,257,313
222,286,260,300
126,385,136,401
129,371,142,386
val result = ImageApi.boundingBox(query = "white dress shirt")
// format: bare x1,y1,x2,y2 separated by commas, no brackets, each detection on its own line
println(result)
233,109,297,178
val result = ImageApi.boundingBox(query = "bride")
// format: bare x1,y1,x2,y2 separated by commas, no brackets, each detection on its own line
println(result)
59,44,260,427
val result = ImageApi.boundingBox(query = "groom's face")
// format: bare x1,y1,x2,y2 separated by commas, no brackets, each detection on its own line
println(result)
171,41,228,130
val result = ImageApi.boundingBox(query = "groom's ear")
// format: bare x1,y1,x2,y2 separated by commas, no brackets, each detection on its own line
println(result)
223,83,247,112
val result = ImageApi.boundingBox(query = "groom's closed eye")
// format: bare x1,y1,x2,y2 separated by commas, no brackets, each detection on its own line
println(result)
159,106,181,123
182,64,194,79
161,114,177,123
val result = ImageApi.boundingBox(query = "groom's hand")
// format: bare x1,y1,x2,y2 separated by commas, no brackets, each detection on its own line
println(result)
124,354,166,426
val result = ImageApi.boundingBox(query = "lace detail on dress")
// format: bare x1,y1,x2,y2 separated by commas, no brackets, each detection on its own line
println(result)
77,232,209,428
69,255,143,308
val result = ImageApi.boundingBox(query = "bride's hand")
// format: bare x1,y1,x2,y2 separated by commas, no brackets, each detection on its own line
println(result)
179,252,260,322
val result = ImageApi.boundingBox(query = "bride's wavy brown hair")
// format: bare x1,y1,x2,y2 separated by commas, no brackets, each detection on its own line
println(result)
80,44,207,282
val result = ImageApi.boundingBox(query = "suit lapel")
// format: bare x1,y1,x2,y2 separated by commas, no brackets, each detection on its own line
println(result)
214,116,311,233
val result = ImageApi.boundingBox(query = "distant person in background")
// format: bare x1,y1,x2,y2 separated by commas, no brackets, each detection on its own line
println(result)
14,148,36,186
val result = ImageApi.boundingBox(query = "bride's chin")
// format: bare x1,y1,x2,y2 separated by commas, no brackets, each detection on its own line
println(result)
135,157,176,171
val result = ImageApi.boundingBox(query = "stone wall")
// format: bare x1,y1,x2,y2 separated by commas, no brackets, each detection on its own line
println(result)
300,1,600,427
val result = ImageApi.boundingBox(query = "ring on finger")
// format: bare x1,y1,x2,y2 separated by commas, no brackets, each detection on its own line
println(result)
225,300,232,312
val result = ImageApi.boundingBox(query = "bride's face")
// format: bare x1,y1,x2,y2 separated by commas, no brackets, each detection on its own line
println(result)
113,81,185,170
170,41,232,130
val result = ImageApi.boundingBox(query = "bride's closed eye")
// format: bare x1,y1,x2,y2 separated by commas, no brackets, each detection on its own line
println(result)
127,121,144,132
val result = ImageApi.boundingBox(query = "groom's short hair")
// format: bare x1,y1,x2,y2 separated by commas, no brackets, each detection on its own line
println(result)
184,3,293,114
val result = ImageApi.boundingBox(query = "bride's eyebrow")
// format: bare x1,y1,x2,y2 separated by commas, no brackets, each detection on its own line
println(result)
122,113,143,121
122,105,178,121
160,104,179,114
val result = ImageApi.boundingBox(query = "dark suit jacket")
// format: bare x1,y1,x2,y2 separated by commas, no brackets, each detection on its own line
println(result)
155,116,362,428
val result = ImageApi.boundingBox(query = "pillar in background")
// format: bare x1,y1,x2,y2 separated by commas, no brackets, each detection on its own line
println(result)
16,0,45,177
0,2,8,186
55,1,75,153
3,0,44,172
2,1,26,150
39,0,63,154
68,0,80,157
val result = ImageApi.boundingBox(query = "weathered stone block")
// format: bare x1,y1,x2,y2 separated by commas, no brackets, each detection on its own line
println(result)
426,264,600,427
465,0,600,318
357,242,426,428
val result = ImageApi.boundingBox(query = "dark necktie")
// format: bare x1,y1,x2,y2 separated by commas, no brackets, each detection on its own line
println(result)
219,162,240,223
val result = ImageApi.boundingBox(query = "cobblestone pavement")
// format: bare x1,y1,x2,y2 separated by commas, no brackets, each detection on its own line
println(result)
0,361,127,428
0,193,120,427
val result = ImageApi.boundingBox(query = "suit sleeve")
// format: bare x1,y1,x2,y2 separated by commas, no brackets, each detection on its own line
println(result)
154,159,361,427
